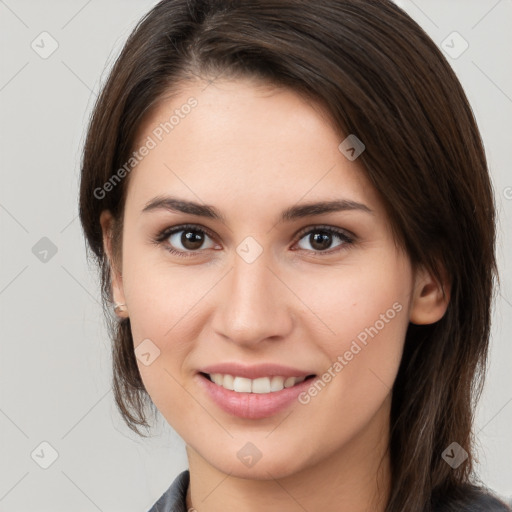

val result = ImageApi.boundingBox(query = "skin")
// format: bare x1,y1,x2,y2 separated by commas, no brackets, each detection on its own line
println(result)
100,77,450,512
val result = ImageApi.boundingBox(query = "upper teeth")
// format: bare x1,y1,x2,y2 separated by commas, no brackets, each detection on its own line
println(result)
209,374,307,393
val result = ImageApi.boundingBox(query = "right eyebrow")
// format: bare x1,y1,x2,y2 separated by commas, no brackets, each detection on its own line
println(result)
141,195,226,221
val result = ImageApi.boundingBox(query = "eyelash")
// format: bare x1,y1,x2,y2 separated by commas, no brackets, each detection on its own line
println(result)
153,223,355,258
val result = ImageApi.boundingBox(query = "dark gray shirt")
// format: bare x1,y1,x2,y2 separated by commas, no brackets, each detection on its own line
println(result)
147,470,189,512
146,469,511,512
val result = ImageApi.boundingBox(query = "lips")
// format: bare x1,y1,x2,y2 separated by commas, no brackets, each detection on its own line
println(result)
195,362,318,419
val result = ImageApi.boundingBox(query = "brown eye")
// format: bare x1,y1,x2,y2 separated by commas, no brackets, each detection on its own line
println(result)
179,229,205,250
295,226,354,253
308,232,334,251
166,227,216,252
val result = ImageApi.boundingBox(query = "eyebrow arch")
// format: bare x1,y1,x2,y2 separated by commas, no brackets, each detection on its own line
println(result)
141,195,373,223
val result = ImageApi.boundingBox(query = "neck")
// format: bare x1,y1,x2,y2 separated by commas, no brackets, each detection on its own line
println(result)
185,398,392,512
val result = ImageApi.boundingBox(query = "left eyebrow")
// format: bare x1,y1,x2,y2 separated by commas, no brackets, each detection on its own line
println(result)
141,195,373,222
279,199,373,222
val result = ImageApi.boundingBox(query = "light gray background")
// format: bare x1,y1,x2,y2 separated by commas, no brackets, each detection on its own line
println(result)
0,0,511,510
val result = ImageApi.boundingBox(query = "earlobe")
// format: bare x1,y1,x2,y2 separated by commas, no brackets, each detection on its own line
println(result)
99,210,128,318
409,265,450,325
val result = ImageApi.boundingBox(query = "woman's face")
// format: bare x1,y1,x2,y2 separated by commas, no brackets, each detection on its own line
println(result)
102,78,420,479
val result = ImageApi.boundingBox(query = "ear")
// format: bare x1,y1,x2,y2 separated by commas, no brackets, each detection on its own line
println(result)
409,264,450,325
100,210,127,318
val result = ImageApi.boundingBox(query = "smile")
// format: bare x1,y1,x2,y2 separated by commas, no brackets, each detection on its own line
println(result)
202,373,316,393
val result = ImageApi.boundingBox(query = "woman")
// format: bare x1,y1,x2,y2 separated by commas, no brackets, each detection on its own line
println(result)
79,0,510,510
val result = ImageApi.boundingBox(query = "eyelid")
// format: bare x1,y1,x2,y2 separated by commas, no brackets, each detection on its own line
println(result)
154,223,218,243
293,224,356,242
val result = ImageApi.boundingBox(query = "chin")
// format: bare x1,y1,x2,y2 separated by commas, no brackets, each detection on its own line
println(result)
195,437,317,481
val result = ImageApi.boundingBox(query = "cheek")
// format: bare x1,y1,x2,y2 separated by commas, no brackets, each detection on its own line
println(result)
120,236,206,339
293,256,410,344
120,246,223,417
291,255,411,395
125,275,197,428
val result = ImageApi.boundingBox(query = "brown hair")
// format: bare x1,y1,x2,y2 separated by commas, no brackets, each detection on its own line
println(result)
79,1,498,510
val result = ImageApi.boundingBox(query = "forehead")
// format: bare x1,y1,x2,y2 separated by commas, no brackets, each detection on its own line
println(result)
125,78,381,221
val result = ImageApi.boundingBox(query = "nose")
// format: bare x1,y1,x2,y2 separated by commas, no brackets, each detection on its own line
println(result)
211,250,294,348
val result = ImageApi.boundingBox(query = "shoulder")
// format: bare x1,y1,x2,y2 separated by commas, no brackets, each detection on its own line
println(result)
432,484,512,512
146,469,190,512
